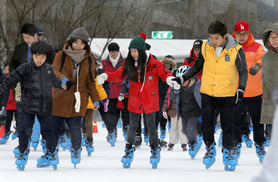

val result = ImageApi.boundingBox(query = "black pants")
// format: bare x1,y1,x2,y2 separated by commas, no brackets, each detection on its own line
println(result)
105,98,129,133
5,110,18,132
201,94,235,150
127,112,158,148
156,110,167,131
234,95,265,146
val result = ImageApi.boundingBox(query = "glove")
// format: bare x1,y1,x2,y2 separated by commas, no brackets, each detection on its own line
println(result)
65,81,75,90
163,111,168,119
166,76,180,90
101,99,109,112
249,64,261,75
117,100,124,109
93,101,100,109
235,89,244,104
61,77,69,85
74,91,81,113
96,73,108,85
0,106,5,115
118,93,124,101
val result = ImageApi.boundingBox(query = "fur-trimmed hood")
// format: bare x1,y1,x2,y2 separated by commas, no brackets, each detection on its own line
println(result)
161,57,177,70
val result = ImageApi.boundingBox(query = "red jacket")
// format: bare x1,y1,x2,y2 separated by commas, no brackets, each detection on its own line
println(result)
107,54,173,114
183,49,203,81
102,55,127,99
5,89,17,110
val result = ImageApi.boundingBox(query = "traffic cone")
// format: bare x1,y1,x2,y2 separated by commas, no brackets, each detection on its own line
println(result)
0,125,5,138
93,121,98,134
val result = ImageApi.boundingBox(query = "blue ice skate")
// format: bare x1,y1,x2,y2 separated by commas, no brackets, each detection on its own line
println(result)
203,143,216,169
11,131,18,140
41,138,47,154
107,132,116,147
160,129,166,140
81,132,86,146
242,135,253,148
121,144,135,168
144,132,149,145
15,149,29,171
37,152,51,167
218,133,223,147
0,131,12,144
70,148,81,168
264,137,270,147
49,150,59,170
117,120,123,128
150,147,161,169
102,122,106,128
196,134,203,151
13,146,20,158
223,148,238,171
232,143,242,160
188,142,199,159
59,134,69,151
123,129,127,141
167,122,171,133
85,138,94,156
255,143,266,163
31,117,41,151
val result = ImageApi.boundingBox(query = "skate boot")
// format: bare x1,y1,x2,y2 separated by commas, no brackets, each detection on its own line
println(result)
159,139,167,148
0,131,12,144
107,132,116,147
232,143,242,160
13,146,20,158
122,129,127,141
59,134,69,151
121,143,135,168
188,141,199,159
196,134,203,151
223,148,238,171
81,132,86,146
134,135,142,149
218,133,223,147
242,134,253,148
203,143,216,169
49,148,59,170
31,118,40,151
117,120,123,128
168,143,174,151
167,122,171,133
255,143,266,163
31,141,39,151
143,131,149,145
15,149,30,171
37,151,51,167
181,144,187,151
41,138,47,154
160,129,166,140
11,130,18,140
102,122,106,128
85,138,94,156
150,147,161,169
70,148,82,168
264,136,270,147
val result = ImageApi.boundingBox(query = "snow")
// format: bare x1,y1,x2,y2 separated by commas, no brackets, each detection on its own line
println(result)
0,121,264,182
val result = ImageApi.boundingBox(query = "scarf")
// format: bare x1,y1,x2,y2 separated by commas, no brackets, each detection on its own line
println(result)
64,45,86,64
109,53,120,68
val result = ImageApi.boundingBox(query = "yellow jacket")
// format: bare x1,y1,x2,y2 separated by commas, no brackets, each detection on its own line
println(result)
200,40,242,97
87,77,107,109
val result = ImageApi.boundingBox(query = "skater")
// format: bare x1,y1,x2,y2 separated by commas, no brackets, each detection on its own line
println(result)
97,33,180,169
173,21,248,171
51,27,99,168
0,40,66,170
232,21,266,162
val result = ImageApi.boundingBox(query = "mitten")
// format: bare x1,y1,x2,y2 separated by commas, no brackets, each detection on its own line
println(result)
118,93,124,101
101,99,109,112
163,111,168,119
249,64,261,75
96,73,108,85
235,89,244,104
166,76,180,90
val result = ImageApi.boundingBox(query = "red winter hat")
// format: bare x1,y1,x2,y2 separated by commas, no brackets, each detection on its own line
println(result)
234,21,250,32
139,32,147,41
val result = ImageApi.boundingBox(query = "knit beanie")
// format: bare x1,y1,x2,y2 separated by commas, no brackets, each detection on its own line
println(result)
128,35,146,51
193,39,203,49
108,42,120,52
69,27,89,42
234,21,250,32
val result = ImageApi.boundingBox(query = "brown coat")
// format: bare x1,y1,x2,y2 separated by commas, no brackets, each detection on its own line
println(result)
162,89,177,117
52,50,99,117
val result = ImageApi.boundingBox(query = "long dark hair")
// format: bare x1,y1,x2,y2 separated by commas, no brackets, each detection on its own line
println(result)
121,49,147,83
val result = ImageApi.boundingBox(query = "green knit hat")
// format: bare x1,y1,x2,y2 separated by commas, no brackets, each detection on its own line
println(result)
128,35,146,50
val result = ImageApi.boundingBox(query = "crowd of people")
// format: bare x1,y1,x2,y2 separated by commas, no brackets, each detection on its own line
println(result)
0,20,277,175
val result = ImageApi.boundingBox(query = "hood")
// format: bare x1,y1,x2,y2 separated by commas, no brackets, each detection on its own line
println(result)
161,57,177,70
207,34,238,49
232,31,255,49
189,48,197,60
263,23,278,50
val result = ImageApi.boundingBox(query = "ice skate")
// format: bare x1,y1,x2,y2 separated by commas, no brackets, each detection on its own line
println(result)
255,143,266,163
15,149,29,171
70,148,81,168
121,144,135,168
203,143,216,169
242,135,253,148
85,138,94,156
150,147,161,169
0,131,12,144
223,148,238,171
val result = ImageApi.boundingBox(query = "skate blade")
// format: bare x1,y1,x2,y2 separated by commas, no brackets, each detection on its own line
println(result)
204,158,216,169
225,164,235,171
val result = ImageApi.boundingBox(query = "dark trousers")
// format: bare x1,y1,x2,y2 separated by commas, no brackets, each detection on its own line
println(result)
105,98,129,133
5,110,18,132
156,110,167,130
234,95,265,146
182,116,200,142
201,94,235,150
52,116,82,150
127,112,158,148
18,111,53,153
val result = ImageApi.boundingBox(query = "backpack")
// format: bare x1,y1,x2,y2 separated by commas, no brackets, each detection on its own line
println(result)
60,52,94,81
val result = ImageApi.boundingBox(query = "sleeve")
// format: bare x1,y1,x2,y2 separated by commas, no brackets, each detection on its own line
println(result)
154,60,173,82
46,45,56,65
162,94,168,112
95,77,107,101
51,68,62,89
106,66,125,82
119,78,129,95
255,45,265,67
9,44,20,73
52,51,67,80
86,57,99,102
236,48,248,91
182,51,204,81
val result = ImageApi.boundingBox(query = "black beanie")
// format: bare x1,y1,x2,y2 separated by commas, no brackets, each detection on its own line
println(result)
193,39,203,49
108,42,120,52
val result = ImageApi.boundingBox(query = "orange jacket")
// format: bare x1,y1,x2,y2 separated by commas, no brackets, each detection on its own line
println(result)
232,32,265,97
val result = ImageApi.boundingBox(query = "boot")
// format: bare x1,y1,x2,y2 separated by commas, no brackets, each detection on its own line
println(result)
223,148,238,171
242,134,253,148
218,133,223,147
122,129,127,141
232,143,242,160
188,140,199,159
13,145,20,158
85,137,94,156
37,151,51,168
49,148,59,170
11,130,18,140
107,132,116,147
70,148,82,168
41,138,47,154
15,149,30,171
160,129,166,140
81,132,86,146
121,143,135,168
168,143,174,151
143,131,149,145
59,134,69,151
203,143,216,169
0,131,12,144
255,143,266,163
150,146,161,169
181,144,187,151
196,134,203,151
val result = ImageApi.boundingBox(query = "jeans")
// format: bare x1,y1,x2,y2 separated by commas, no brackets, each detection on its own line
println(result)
182,116,200,142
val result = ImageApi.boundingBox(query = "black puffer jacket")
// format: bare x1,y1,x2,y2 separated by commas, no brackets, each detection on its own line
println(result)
0,60,62,115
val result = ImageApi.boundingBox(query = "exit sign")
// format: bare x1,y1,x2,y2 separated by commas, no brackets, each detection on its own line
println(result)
152,31,173,39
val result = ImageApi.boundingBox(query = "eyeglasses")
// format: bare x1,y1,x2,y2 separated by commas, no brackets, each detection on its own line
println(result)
235,32,249,37
269,37,278,41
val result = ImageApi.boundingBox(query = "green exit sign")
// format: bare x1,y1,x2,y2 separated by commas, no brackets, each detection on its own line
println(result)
152,31,173,39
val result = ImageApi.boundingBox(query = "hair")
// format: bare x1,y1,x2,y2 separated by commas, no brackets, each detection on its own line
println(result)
31,40,51,55
4,62,9,68
21,23,38,36
208,21,227,37
64,38,91,54
121,49,147,83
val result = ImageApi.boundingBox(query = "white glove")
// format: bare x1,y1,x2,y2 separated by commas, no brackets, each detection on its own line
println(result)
118,93,124,101
163,111,168,119
0,107,5,115
74,91,81,113
166,76,180,90
96,73,108,85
